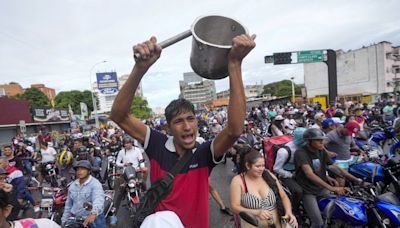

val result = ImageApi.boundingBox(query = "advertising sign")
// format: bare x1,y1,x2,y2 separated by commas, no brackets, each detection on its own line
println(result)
32,108,70,122
96,72,119,94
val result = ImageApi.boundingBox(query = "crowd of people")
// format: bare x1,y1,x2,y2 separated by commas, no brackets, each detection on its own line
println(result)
1,34,400,228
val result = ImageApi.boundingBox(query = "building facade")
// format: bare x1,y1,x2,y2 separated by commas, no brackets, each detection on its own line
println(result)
31,84,56,101
304,41,400,102
0,82,24,97
118,74,143,97
179,72,216,109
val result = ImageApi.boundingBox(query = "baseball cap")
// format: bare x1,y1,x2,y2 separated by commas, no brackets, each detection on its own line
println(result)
275,115,284,121
321,118,335,129
345,121,360,136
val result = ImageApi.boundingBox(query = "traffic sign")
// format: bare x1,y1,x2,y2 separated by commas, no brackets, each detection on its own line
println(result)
19,120,26,133
264,49,326,65
297,50,324,63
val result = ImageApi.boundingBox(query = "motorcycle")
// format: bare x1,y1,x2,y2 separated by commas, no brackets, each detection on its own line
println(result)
122,166,146,217
42,161,58,187
63,202,93,228
318,166,400,227
103,190,116,223
31,184,68,224
369,125,400,156
106,151,119,189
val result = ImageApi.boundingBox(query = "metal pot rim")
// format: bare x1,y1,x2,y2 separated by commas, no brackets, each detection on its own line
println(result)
190,14,248,49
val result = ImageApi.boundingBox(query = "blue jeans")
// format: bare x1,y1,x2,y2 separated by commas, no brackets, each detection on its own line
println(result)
89,214,106,228
22,159,33,177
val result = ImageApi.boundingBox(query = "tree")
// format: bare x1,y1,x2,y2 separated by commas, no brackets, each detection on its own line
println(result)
262,80,304,97
11,87,50,107
54,90,94,114
130,96,152,119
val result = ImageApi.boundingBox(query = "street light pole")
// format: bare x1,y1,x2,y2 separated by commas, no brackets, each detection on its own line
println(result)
89,60,107,129
290,77,295,104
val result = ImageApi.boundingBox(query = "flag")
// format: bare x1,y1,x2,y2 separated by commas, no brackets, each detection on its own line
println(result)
80,102,88,118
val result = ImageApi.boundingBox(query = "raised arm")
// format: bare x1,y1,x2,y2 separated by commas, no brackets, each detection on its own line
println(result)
213,34,256,157
110,37,161,144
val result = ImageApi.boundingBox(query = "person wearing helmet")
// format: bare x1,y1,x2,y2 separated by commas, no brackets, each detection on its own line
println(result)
273,128,306,218
61,160,105,228
58,149,75,183
75,146,100,176
294,128,364,228
111,137,148,225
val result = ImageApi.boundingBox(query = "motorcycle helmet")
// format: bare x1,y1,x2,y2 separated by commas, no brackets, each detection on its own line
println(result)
303,128,328,141
59,150,74,166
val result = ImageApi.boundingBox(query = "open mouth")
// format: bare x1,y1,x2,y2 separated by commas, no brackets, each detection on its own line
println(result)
182,133,194,144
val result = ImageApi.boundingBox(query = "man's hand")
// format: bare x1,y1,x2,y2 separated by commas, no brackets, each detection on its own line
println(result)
332,186,349,196
228,34,256,63
0,182,13,192
133,36,162,69
83,213,97,227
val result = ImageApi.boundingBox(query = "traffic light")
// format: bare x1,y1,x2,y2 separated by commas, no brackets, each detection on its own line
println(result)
273,52,292,65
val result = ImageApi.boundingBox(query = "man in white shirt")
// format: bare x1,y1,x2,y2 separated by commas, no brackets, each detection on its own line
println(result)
111,137,147,225
40,142,57,163
38,142,57,184
116,138,145,171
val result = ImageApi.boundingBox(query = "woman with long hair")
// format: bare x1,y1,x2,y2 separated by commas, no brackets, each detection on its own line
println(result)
230,146,297,228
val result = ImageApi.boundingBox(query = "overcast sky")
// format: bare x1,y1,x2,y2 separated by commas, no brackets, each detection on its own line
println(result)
1,0,399,109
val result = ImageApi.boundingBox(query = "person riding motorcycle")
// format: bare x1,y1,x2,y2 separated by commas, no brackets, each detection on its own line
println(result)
294,128,365,228
61,160,105,228
58,149,75,183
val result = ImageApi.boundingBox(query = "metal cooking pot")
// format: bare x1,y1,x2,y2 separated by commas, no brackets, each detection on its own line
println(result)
134,15,248,80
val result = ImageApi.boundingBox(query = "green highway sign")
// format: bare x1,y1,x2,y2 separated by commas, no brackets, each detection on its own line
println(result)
296,50,324,63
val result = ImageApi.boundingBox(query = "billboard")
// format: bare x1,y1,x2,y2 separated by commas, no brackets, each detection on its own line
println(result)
32,108,70,122
96,72,119,94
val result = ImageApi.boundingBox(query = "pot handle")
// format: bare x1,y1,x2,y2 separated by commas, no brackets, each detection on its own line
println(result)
134,30,192,60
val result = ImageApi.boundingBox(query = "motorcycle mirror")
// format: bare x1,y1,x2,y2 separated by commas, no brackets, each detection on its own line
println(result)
238,211,258,227
83,202,93,211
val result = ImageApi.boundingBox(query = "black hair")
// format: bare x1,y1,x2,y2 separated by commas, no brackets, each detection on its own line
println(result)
237,146,285,216
0,189,10,209
2,145,12,150
41,141,48,147
165,98,195,124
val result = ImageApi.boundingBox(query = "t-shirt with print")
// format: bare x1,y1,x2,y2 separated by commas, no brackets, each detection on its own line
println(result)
143,126,223,228
294,146,332,195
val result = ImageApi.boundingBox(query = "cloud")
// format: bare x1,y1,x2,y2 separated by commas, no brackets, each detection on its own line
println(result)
1,0,399,110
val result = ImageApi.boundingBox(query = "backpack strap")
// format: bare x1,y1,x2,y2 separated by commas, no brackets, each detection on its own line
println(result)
283,145,292,164
240,173,248,193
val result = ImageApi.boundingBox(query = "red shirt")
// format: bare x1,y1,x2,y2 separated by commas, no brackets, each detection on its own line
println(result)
144,127,219,228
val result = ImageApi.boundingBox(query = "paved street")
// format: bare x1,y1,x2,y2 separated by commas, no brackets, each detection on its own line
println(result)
209,158,236,227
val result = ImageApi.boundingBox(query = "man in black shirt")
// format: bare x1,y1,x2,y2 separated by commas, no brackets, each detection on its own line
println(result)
294,128,362,228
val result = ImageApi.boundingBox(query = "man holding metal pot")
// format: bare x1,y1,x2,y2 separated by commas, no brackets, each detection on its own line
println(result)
111,31,255,227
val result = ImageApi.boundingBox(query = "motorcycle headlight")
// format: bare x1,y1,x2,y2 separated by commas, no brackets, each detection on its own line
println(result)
46,164,53,170
128,179,136,188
